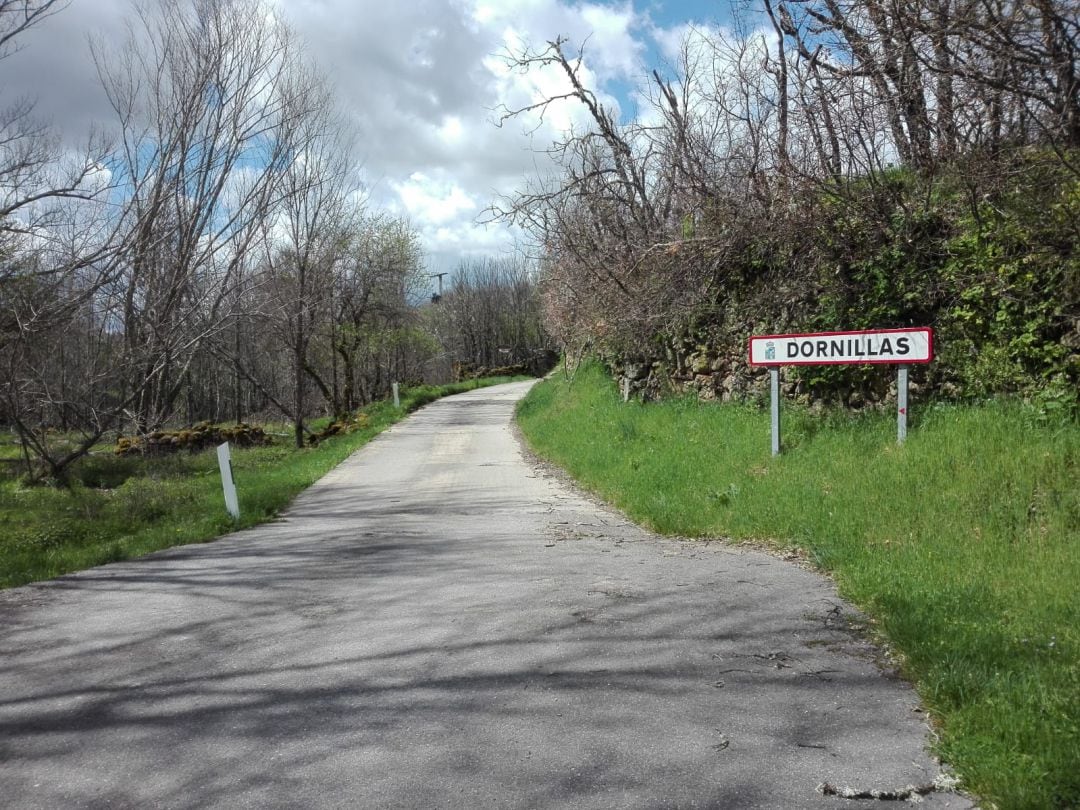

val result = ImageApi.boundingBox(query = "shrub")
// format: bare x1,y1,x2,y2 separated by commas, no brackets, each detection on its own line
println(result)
116,422,272,456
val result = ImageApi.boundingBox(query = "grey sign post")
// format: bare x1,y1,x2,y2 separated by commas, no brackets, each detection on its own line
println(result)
770,368,781,456
897,365,909,444
392,382,400,408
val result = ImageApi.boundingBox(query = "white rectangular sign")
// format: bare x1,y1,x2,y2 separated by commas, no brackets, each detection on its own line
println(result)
749,328,933,366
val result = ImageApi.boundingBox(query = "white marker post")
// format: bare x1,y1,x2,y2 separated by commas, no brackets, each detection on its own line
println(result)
748,328,933,456
392,382,400,408
216,442,240,520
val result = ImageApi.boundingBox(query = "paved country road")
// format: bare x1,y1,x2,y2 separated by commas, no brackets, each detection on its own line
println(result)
0,381,973,809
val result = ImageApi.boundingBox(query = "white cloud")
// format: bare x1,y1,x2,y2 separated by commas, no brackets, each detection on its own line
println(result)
2,0,693,275
580,3,640,77
283,0,654,273
80,161,114,195
436,115,466,144
472,0,642,82
391,171,477,226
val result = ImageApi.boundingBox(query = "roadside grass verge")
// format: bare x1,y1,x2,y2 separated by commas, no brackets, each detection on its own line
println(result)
516,361,1078,810
0,376,527,589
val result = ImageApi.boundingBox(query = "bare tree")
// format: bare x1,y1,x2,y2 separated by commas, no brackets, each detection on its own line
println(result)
2,0,328,481
258,93,359,447
0,0,129,479
430,257,547,372
489,38,680,354
489,2,1077,403
0,0,65,55
93,0,323,435
0,0,115,347
330,213,424,411
490,31,783,358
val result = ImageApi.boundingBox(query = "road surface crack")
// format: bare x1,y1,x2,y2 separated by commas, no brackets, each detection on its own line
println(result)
817,773,960,803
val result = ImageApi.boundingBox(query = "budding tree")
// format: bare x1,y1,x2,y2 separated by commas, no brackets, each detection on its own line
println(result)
4,0,328,481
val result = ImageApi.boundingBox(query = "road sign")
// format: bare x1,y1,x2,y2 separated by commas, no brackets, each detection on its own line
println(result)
749,328,933,367
748,327,934,453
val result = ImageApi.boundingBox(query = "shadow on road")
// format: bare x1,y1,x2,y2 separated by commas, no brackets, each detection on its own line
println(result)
0,383,959,808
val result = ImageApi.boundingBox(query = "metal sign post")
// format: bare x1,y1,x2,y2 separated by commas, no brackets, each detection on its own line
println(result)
770,368,781,456
897,365,909,444
216,442,240,520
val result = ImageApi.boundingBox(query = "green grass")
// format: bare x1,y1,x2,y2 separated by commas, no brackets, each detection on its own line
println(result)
516,361,1079,810
0,376,527,589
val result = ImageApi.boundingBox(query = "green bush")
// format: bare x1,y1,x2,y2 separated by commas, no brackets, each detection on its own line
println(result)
649,154,1079,409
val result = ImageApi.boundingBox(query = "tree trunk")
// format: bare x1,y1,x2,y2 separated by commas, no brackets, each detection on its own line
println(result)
294,310,305,449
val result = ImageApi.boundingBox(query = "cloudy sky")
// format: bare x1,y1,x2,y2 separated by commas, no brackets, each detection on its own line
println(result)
6,0,736,282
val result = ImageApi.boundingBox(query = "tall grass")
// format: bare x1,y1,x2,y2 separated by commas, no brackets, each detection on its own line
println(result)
517,361,1079,810
0,376,526,589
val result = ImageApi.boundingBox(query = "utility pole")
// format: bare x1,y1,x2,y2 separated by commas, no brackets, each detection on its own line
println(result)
429,272,448,303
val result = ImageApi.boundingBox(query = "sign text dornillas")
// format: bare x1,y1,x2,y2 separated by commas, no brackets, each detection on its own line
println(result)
749,328,933,366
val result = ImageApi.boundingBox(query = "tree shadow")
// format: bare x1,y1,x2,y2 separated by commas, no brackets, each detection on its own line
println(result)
0,387,966,808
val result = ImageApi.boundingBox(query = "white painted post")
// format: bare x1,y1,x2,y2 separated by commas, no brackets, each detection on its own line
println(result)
770,368,781,457
621,376,630,402
897,365,909,444
392,382,400,408
216,442,240,520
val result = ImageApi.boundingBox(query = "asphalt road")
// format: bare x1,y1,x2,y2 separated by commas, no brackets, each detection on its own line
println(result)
0,381,973,809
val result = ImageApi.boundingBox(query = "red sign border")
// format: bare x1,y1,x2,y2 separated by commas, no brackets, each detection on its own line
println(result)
748,327,934,367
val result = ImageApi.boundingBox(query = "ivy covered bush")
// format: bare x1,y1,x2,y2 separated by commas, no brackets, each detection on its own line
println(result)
115,422,271,456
